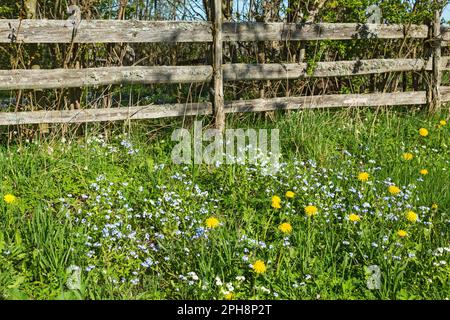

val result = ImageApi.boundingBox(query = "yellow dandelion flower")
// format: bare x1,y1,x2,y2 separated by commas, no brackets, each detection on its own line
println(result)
272,202,281,209
252,260,266,274
402,153,414,161
405,211,418,223
388,185,401,195
419,169,429,175
397,230,408,238
285,191,295,199
278,222,293,234
357,172,370,182
224,293,234,300
328,1,338,9
348,213,361,222
271,195,281,209
431,203,438,210
3,194,17,204
304,205,318,217
205,217,220,229
419,128,429,137
440,120,447,126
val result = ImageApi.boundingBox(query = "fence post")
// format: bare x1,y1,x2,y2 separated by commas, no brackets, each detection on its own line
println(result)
430,10,442,113
211,0,225,132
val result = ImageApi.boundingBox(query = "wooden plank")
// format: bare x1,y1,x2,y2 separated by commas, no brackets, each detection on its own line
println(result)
212,0,225,131
430,11,442,112
0,66,213,90
440,56,450,70
312,59,432,76
441,26,450,41
1,58,436,91
223,59,432,81
0,20,212,43
0,20,429,43
0,91,428,125
223,22,429,41
440,86,450,101
0,103,213,125
225,91,427,113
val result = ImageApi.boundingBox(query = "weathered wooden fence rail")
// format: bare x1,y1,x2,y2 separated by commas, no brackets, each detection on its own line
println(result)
0,3,447,128
2,89,447,126
5,58,449,91
1,21,437,43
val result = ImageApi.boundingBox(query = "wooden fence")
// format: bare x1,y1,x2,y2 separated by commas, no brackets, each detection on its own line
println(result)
0,1,449,130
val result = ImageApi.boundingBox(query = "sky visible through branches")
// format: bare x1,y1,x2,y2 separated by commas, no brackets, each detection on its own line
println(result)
190,0,450,22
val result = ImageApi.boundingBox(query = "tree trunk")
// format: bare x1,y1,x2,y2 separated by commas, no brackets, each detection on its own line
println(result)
118,0,128,20
212,0,225,131
24,0,37,19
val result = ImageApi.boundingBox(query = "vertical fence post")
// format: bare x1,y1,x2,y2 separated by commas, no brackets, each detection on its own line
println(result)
211,0,225,132
430,10,442,113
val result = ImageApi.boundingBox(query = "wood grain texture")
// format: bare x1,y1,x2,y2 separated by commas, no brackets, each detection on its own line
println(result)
440,86,450,101
222,22,428,41
440,56,450,70
1,58,439,91
0,103,213,125
441,26,450,41
225,91,427,113
0,90,433,125
431,11,442,112
0,20,429,43
0,20,213,43
223,59,432,81
212,0,225,131
0,66,213,90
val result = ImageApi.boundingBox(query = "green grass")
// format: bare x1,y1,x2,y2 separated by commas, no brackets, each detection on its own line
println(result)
0,107,449,300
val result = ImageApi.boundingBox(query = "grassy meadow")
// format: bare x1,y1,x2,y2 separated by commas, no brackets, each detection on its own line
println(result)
0,107,449,300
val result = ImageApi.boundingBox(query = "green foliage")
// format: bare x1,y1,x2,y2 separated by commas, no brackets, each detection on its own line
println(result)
0,109,449,299
321,0,443,24
0,0,18,18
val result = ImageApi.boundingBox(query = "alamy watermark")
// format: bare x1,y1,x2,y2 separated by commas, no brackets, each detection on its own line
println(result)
66,265,81,290
171,121,280,172
366,265,381,290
